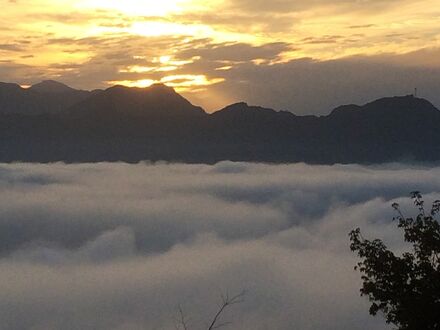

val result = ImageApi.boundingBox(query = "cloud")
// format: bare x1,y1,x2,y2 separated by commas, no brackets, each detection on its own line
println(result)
0,162,439,329
223,0,406,14
0,43,24,52
1,0,440,107
0,62,46,82
177,42,291,62
6,40,440,115
182,51,440,113
1,0,440,112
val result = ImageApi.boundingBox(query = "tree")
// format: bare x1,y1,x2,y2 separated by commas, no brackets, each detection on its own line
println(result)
349,192,440,330
174,290,246,330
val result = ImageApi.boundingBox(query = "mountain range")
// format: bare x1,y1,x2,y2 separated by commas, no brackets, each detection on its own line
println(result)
0,80,439,164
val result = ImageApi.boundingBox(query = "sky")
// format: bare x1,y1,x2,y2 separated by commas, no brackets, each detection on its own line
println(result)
1,161,440,329
1,0,440,113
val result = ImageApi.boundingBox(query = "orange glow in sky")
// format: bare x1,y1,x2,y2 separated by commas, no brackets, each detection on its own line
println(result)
1,0,440,110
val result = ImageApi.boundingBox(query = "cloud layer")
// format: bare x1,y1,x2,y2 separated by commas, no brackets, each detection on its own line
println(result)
1,162,440,329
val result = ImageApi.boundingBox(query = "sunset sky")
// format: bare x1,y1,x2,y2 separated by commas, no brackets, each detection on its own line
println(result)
2,0,440,113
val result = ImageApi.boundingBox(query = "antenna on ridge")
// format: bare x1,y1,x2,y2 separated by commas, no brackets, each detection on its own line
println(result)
414,88,418,97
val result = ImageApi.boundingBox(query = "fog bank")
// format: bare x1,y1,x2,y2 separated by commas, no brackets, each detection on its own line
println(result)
1,162,439,329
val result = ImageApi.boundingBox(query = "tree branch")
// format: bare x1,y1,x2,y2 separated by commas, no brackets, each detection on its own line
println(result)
207,290,246,330
174,304,189,330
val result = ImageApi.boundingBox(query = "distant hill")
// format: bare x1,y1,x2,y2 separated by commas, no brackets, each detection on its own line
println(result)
0,81,92,115
28,80,78,94
69,84,205,119
0,80,439,164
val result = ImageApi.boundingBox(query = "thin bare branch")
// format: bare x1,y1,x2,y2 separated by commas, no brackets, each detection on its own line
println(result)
173,304,189,330
211,321,232,330
207,290,246,330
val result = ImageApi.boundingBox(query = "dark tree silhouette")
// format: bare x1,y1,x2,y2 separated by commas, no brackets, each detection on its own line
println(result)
174,290,246,330
349,192,440,329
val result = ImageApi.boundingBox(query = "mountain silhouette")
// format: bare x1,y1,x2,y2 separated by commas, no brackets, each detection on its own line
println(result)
0,80,439,164
29,80,79,94
0,81,91,115
69,83,205,119
319,95,440,163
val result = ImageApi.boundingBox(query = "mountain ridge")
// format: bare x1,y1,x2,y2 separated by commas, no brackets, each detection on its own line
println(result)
0,80,92,115
29,80,78,94
1,80,438,118
0,80,439,164
68,83,206,119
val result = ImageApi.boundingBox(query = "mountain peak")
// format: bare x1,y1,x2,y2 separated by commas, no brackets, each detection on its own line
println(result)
219,102,277,112
106,83,176,95
149,83,175,91
366,95,438,112
0,82,22,91
0,80,91,115
214,102,277,115
29,80,76,94
227,102,249,108
70,83,206,118
329,95,439,118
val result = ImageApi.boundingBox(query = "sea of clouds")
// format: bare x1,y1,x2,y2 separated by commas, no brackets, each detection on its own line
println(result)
1,162,439,330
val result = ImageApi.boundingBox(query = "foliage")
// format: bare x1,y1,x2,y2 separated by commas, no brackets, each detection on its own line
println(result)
349,192,440,330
